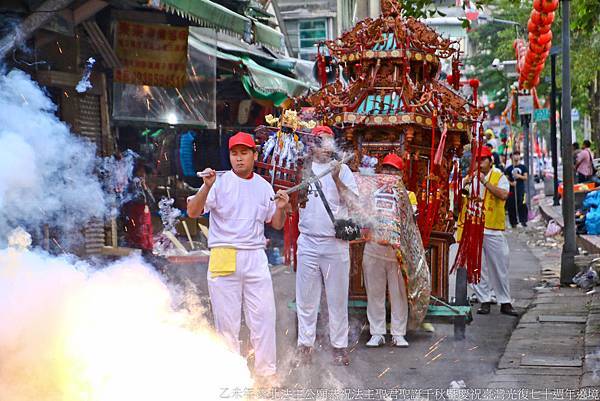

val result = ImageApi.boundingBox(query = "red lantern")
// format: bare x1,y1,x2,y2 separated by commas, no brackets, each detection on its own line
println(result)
537,31,553,45
531,10,555,26
529,41,551,54
469,79,480,89
529,42,543,54
528,32,539,44
536,24,552,34
534,0,559,13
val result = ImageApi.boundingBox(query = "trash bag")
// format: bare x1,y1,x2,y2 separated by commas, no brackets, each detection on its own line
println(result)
585,207,600,235
544,220,562,237
583,190,600,209
573,267,600,290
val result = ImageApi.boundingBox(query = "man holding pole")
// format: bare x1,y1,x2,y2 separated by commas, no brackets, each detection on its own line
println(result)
295,125,358,366
187,132,290,384
463,146,519,316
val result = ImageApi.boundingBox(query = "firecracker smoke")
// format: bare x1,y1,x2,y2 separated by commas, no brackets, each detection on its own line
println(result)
0,69,252,400
0,243,252,401
0,69,105,246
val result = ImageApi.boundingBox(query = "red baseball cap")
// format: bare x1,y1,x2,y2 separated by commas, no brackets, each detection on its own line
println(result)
476,145,493,159
312,125,334,137
382,153,404,171
228,132,256,150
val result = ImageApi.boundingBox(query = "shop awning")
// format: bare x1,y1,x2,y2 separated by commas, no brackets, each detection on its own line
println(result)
241,56,312,100
161,0,284,52
188,29,316,106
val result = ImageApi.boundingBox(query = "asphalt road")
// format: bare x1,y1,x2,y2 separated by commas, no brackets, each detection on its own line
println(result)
162,229,540,398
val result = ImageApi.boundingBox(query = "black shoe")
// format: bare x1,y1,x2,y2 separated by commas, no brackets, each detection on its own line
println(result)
500,303,519,317
293,345,313,367
332,347,350,366
477,302,491,315
521,222,528,228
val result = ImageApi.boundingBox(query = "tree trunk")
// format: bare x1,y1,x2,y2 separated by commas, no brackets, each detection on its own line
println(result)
0,0,76,62
592,70,600,147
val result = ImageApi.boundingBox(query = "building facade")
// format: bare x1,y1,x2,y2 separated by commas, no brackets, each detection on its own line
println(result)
277,0,382,60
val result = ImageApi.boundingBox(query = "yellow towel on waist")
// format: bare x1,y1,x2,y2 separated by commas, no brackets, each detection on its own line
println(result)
408,191,417,206
208,248,237,278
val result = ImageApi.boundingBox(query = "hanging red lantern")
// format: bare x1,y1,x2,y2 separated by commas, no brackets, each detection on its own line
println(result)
528,32,539,44
536,24,552,34
531,10,555,26
537,31,553,45
529,40,551,54
533,0,559,13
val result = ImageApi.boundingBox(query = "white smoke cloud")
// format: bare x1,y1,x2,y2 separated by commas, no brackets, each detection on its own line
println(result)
0,247,252,401
0,69,106,246
0,69,254,400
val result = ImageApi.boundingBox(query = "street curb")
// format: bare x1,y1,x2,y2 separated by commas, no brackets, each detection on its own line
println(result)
539,198,600,255
539,202,563,228
582,293,600,390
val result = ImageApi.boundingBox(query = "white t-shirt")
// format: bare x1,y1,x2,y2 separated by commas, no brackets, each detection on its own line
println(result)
299,162,359,237
190,171,276,249
464,167,510,236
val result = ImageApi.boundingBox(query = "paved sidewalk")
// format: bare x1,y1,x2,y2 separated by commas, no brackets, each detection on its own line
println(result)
486,206,600,395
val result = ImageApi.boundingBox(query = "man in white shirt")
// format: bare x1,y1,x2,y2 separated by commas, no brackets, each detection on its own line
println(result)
187,132,289,384
295,125,359,366
463,146,518,316
363,153,409,348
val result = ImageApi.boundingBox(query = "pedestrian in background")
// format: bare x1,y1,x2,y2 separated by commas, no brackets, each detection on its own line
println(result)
576,140,594,183
504,151,529,228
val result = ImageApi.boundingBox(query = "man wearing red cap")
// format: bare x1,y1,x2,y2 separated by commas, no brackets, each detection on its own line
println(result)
462,145,518,316
187,132,290,383
295,125,358,366
363,153,409,348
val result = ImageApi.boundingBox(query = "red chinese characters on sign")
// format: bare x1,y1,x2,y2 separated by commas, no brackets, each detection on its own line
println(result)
115,21,188,88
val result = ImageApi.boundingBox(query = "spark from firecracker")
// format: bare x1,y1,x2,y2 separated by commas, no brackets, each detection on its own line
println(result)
377,367,390,378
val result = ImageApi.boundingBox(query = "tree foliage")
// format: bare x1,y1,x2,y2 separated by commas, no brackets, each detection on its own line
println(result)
465,0,600,118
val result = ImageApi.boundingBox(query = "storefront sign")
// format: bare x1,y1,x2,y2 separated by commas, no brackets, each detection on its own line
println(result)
114,21,188,88
518,95,534,115
534,108,550,121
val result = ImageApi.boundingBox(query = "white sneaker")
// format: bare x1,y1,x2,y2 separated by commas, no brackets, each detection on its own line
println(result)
392,335,409,347
366,335,385,347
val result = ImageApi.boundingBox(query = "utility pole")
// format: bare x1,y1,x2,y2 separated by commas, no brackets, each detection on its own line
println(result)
522,114,532,210
550,51,560,206
560,0,578,284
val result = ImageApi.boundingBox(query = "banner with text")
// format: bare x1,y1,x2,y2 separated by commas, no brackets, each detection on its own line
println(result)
115,21,188,88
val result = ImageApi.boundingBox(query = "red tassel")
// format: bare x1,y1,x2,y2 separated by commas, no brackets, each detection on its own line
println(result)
434,123,448,166
283,211,299,266
450,124,487,284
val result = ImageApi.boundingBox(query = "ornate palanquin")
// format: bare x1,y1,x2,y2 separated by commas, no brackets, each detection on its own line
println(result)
301,0,485,302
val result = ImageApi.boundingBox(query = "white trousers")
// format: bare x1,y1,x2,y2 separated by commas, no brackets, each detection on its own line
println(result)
363,243,408,336
207,249,276,376
473,233,511,304
296,234,350,348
